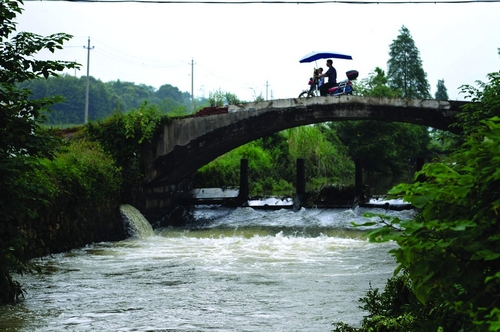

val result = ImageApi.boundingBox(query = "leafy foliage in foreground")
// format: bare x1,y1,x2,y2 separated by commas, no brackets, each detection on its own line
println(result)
0,0,79,303
456,71,500,139
19,74,194,124
332,273,473,332
332,63,434,175
335,117,500,330
385,118,500,330
387,25,431,99
85,103,164,201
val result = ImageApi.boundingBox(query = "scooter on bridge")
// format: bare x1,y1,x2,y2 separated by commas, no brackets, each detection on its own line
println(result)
298,69,358,98
297,51,358,98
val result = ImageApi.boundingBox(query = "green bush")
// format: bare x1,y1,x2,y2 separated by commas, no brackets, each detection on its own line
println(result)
332,273,473,332
351,118,500,331
194,140,276,195
285,125,354,182
19,139,124,256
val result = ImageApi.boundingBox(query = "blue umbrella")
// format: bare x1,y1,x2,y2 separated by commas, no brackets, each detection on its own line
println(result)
299,51,353,63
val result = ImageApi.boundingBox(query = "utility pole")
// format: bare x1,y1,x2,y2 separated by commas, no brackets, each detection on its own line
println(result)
84,37,94,124
191,58,194,113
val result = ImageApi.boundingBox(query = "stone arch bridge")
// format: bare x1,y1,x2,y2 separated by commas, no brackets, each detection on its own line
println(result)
138,95,467,219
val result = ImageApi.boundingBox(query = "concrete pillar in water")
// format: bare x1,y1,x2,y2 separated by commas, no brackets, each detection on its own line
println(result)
294,158,305,210
296,158,305,196
238,158,249,204
355,158,363,199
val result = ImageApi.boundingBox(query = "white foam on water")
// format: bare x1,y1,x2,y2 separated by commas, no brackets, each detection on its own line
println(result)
119,204,155,239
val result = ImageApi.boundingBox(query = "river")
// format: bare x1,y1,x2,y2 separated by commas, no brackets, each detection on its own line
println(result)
0,204,415,331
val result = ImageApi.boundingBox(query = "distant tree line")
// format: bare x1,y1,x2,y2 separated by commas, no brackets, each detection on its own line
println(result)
18,75,205,125
4,4,500,330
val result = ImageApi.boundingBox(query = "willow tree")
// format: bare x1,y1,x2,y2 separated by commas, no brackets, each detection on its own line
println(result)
387,26,431,99
434,79,449,100
332,67,432,176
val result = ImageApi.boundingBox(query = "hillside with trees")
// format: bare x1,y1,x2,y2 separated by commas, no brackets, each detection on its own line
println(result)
331,29,500,332
14,23,449,194
333,69,500,332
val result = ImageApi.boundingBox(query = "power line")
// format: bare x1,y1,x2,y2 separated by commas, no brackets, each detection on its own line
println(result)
62,38,188,71
23,0,500,3
92,39,186,67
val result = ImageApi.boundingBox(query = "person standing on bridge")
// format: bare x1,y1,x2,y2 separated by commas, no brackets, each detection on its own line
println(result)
316,67,325,89
318,59,337,96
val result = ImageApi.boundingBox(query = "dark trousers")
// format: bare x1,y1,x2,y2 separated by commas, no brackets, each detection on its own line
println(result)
320,82,337,96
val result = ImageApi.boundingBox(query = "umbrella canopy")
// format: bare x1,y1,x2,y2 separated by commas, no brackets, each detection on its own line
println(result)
299,51,353,63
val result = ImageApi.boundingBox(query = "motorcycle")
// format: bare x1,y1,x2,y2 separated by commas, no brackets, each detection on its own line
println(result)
298,70,359,98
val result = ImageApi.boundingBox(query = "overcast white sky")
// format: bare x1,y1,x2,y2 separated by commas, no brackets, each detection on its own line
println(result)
15,0,500,102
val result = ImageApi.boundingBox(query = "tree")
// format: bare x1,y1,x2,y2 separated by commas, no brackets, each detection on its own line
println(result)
0,0,78,303
108,80,154,110
154,84,192,114
434,79,449,100
285,125,354,183
387,26,431,99
44,75,85,124
429,79,457,154
20,74,117,124
208,89,241,106
20,76,194,123
456,71,500,138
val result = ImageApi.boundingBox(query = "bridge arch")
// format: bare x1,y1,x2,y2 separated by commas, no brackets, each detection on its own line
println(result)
142,95,467,187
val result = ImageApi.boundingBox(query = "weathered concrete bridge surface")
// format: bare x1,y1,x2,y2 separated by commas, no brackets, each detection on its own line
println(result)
138,95,467,219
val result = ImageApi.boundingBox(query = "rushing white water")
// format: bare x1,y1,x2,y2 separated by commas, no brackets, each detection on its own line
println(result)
1,206,415,331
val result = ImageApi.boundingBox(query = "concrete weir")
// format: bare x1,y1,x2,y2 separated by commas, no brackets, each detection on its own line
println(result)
228,95,463,116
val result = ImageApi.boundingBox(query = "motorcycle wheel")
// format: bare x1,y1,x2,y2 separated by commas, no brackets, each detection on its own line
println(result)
298,91,315,98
